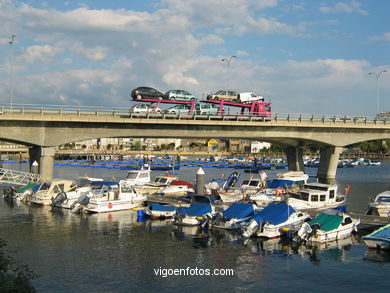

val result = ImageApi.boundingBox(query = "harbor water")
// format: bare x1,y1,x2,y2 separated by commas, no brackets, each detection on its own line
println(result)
1,161,390,292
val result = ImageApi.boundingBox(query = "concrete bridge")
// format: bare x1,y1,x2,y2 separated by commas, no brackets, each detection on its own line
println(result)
0,104,389,182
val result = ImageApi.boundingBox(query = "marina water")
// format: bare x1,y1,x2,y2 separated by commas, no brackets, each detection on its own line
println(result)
1,161,390,292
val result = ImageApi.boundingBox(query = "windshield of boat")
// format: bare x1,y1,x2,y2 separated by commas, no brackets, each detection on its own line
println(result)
303,184,329,191
155,177,169,184
290,192,310,201
38,183,50,191
246,180,260,187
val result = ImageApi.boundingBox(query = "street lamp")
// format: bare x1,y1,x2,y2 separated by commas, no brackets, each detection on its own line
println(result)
369,69,387,117
9,33,16,109
221,55,236,89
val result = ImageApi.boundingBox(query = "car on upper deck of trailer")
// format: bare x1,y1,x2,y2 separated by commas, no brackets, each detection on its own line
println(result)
131,86,164,100
164,90,197,101
207,90,238,102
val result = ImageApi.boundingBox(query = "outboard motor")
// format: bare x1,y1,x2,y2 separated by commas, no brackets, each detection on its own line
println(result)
51,192,68,207
296,222,313,241
71,194,90,214
3,186,16,200
242,219,260,238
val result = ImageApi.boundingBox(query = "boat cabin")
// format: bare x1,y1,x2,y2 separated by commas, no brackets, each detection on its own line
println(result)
289,183,342,204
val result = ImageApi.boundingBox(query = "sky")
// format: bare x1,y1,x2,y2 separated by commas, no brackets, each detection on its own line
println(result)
0,0,389,117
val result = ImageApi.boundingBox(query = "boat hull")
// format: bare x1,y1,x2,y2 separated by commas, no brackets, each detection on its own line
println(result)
85,199,144,213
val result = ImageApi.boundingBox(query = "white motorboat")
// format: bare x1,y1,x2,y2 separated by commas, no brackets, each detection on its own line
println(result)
362,223,390,250
250,171,309,207
366,190,390,217
158,180,195,196
296,213,360,243
51,177,103,209
124,166,151,186
133,174,178,195
286,183,348,212
218,177,262,203
79,180,146,213
242,203,310,238
30,178,78,206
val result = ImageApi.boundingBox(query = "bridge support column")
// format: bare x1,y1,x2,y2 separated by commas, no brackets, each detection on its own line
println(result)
317,146,343,183
286,147,304,171
29,146,55,182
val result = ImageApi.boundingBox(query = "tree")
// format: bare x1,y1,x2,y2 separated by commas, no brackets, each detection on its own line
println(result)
0,239,38,292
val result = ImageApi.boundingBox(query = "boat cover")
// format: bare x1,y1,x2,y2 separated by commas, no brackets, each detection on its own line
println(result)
308,213,343,232
170,180,194,189
91,181,118,186
222,203,255,220
250,203,295,225
364,223,390,239
267,179,295,189
178,203,212,217
15,183,38,193
148,203,176,212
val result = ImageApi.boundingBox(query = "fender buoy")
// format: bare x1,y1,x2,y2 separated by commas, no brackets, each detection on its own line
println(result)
274,187,284,197
108,202,113,209
344,184,351,195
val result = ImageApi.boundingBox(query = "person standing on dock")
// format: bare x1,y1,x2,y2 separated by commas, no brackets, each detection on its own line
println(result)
259,170,268,190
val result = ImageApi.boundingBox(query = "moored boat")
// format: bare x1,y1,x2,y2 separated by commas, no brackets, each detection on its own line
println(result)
80,180,146,213
296,213,360,243
144,203,178,219
286,182,349,212
366,190,390,217
249,171,309,207
30,179,78,206
173,195,220,226
242,203,310,238
362,223,390,250
209,202,259,230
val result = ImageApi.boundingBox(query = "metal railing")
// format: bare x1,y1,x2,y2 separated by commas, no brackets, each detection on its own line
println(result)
0,167,41,185
0,103,387,125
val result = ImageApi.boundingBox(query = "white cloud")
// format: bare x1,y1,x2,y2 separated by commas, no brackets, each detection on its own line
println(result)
369,32,390,42
73,45,108,61
320,1,368,15
21,45,63,63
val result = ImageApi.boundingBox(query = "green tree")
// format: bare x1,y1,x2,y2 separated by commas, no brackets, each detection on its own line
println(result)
0,239,38,292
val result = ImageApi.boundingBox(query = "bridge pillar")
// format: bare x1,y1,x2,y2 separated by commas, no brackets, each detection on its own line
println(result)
286,147,304,171
29,146,55,182
317,146,343,183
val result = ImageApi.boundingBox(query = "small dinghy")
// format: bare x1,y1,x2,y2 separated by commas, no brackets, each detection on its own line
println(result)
144,203,178,219
362,223,390,250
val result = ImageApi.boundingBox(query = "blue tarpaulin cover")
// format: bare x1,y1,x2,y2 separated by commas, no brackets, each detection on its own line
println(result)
178,203,212,217
222,203,255,220
267,179,295,189
250,203,295,225
364,223,390,239
149,204,177,212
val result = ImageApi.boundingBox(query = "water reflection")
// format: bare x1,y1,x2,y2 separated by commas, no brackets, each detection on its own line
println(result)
363,249,390,263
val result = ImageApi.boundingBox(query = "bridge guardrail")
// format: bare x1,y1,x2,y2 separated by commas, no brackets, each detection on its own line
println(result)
0,103,387,125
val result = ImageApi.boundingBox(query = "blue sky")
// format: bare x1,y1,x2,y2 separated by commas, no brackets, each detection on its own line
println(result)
0,0,389,117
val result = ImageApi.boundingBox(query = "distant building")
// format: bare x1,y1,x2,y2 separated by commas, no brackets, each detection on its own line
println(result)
251,141,271,153
377,111,390,120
